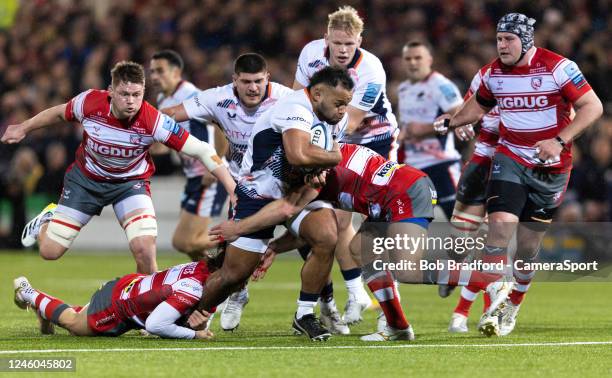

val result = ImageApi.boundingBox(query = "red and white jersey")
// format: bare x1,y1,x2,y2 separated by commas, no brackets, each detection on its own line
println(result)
65,89,189,181
466,67,500,163
114,261,209,327
318,143,427,220
476,48,592,172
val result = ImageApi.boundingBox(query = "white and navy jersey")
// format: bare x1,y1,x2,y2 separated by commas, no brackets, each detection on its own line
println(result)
182,82,293,180
65,89,189,182
397,72,463,169
157,81,211,178
295,39,397,145
237,89,347,200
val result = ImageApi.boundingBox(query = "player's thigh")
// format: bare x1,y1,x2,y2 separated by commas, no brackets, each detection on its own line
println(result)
222,243,265,280
297,207,338,250
456,158,492,208
174,210,211,239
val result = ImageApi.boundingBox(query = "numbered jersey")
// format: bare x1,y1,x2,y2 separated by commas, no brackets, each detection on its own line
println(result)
237,89,347,200
476,48,592,172
183,82,293,180
295,39,397,145
158,81,211,178
65,89,189,181
397,72,463,169
318,143,427,220
113,261,210,327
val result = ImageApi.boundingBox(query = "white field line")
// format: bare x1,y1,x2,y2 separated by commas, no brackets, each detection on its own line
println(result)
1,341,612,354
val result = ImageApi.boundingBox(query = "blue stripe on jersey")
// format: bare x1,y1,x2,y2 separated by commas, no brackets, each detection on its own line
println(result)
370,91,388,117
250,128,284,172
189,119,209,143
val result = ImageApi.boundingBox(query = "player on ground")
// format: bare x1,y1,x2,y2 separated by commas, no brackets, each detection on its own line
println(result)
293,5,400,325
13,260,217,339
195,67,352,341
1,61,236,274
437,13,603,336
150,50,228,262
397,40,464,220
160,53,293,331
446,68,500,333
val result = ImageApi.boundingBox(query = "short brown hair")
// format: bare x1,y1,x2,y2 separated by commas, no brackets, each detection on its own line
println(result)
328,6,364,36
403,40,433,53
111,61,145,87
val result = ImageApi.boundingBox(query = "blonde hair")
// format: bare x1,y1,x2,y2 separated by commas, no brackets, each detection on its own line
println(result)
327,6,364,36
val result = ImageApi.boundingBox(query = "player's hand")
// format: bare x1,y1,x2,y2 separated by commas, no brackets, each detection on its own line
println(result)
1,124,27,144
209,220,240,242
251,247,277,281
187,309,211,330
533,138,562,164
454,125,475,141
433,115,451,135
305,170,328,189
195,329,214,340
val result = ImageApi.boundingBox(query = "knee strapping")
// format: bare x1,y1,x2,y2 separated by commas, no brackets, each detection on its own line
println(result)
122,211,157,242
46,213,83,248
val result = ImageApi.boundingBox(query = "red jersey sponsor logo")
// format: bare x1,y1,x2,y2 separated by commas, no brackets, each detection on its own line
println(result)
87,138,145,158
498,95,549,109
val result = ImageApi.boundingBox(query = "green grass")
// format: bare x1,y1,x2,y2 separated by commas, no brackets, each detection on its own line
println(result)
1,251,611,377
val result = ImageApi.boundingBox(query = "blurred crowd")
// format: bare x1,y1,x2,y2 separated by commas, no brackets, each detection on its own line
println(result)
1,0,610,245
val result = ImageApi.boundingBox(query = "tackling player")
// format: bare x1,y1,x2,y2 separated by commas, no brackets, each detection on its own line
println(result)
2,61,236,274
12,260,217,339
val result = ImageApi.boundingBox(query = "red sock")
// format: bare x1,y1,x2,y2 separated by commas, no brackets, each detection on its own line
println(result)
509,267,534,305
366,271,409,330
453,286,479,316
483,292,491,313
33,291,70,325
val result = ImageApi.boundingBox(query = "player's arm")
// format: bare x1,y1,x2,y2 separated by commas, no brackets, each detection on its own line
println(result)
180,135,236,200
213,123,229,157
558,90,603,143
448,95,491,130
293,81,305,90
344,106,370,135
283,129,341,167
1,103,67,144
160,104,189,122
145,301,213,339
535,90,603,161
210,185,319,241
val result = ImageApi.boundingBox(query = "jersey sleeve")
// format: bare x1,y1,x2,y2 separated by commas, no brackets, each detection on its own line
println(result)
434,77,463,112
64,89,93,122
464,72,482,100
145,301,196,339
165,278,203,313
552,59,592,103
475,67,497,108
152,112,190,151
294,46,312,87
182,88,218,123
350,65,385,112
271,101,314,134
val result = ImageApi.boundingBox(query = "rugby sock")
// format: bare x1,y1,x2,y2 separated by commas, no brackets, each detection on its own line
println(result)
434,260,500,291
366,270,409,330
296,291,319,319
509,264,535,305
31,291,70,325
454,286,479,316
482,245,508,272
342,268,370,301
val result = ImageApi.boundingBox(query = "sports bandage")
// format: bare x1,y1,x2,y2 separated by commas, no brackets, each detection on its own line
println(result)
122,211,157,242
46,213,83,248
450,211,484,233
180,135,223,172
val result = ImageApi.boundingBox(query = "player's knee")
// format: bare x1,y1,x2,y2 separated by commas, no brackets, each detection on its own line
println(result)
219,266,249,290
171,233,191,253
44,214,82,251
306,219,337,252
122,211,157,243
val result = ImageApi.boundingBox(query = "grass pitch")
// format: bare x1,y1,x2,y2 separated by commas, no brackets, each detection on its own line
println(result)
1,251,611,377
